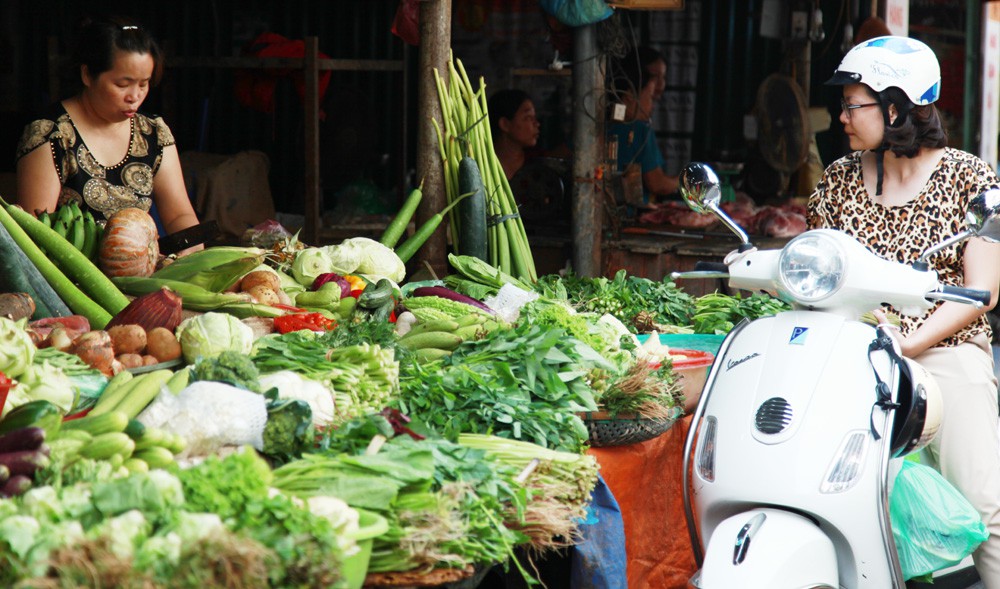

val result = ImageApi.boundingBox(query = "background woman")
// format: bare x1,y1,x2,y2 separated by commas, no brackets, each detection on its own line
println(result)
607,45,677,207
809,36,1000,586
15,15,199,238
488,89,540,181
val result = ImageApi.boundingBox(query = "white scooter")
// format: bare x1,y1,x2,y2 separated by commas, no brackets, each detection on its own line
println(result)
674,162,1000,589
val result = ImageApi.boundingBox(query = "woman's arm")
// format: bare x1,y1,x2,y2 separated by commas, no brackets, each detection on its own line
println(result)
643,167,679,199
892,237,1000,357
15,145,62,215
152,144,199,235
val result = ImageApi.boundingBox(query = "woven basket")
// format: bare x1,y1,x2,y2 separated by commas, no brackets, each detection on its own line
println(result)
580,410,680,447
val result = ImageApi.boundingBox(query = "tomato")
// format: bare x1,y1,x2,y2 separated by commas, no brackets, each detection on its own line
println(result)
274,313,336,334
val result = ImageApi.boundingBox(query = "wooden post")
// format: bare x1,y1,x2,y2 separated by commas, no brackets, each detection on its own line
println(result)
414,0,451,276
303,37,322,245
571,24,602,277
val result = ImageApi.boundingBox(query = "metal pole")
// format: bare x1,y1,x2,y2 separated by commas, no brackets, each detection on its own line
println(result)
415,0,451,276
571,24,602,277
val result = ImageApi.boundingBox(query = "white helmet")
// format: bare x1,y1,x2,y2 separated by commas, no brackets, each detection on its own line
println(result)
826,35,941,106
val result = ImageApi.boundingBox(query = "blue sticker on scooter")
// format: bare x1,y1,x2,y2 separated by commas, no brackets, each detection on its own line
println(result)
789,327,808,345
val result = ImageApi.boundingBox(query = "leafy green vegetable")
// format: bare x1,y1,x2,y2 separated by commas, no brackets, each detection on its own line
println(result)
177,446,344,587
253,332,399,422
190,350,262,391
397,322,605,452
692,291,790,334
533,270,696,332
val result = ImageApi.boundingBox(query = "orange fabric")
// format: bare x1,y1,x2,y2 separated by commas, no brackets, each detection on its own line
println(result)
588,415,697,589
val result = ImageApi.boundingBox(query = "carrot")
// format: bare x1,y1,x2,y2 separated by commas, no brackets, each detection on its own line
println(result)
2,201,129,316
380,180,424,248
0,202,113,328
394,193,471,263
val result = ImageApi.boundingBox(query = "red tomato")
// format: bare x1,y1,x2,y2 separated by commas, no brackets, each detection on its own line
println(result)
274,313,336,334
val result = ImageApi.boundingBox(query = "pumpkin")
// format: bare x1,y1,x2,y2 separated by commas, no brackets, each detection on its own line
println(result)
98,208,160,277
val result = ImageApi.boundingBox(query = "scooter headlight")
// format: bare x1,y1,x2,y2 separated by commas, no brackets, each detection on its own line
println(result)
778,232,846,303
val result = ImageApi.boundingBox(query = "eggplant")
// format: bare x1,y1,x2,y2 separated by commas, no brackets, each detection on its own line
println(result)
0,426,45,453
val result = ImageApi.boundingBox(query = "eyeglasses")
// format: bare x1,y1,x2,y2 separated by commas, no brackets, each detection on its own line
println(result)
840,99,880,119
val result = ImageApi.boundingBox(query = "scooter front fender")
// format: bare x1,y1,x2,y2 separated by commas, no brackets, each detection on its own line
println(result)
692,508,839,589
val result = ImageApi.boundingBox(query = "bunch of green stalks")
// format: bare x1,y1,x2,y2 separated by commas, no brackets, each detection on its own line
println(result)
431,56,537,283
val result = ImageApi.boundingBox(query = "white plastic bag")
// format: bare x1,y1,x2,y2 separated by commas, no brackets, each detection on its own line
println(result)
137,381,268,457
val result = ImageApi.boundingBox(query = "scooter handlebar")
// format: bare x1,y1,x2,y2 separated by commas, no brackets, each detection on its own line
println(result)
670,261,730,280
928,285,991,308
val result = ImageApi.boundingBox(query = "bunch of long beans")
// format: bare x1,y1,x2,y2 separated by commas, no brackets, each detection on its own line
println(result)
432,57,537,282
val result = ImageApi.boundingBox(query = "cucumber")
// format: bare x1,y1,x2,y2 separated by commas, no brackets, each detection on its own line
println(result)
457,156,488,262
0,400,63,439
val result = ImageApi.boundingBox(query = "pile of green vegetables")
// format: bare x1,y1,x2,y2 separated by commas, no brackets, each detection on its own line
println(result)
0,448,353,588
274,415,599,580
396,322,609,453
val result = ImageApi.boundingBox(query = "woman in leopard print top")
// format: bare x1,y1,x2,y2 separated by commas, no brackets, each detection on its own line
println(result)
811,36,1000,586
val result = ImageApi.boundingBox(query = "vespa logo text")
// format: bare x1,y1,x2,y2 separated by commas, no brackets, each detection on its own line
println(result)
726,352,761,371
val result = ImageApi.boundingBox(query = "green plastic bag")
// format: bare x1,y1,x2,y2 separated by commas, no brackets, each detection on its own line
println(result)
890,460,989,580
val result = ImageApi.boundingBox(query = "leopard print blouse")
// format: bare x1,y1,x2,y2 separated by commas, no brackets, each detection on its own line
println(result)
807,148,1000,347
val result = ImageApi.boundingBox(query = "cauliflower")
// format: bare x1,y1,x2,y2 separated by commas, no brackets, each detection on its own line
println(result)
259,370,335,427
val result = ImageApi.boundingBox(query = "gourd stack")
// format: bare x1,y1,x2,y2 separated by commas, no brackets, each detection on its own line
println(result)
432,56,538,283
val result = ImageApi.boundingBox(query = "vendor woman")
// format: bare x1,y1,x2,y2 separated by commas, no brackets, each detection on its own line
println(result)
607,46,678,206
15,15,200,238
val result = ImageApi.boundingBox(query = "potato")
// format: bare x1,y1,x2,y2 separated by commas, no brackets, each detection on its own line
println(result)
241,270,281,293
247,285,280,306
72,330,116,375
117,353,145,369
146,327,182,362
108,324,147,355
141,354,160,366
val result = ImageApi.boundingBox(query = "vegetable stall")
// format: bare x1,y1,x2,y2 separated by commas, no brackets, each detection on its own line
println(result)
0,187,793,588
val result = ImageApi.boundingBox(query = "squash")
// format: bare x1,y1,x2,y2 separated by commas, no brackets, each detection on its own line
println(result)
98,208,160,277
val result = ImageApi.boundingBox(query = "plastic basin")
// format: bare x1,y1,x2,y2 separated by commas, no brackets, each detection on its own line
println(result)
342,509,389,589
669,348,715,413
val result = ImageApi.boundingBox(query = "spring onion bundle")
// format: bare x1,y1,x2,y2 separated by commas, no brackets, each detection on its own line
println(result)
458,433,600,551
432,56,537,283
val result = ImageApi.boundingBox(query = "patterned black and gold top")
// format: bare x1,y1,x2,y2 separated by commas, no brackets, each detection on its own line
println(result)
15,104,175,221
807,147,1000,347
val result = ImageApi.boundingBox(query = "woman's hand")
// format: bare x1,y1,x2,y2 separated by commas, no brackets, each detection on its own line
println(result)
871,308,917,357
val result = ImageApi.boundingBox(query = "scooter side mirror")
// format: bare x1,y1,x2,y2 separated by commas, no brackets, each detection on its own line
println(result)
679,162,753,250
917,188,1000,268
965,188,1000,243
679,162,722,214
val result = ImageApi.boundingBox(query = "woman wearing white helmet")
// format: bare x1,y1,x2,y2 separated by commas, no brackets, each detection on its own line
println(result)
809,36,1000,586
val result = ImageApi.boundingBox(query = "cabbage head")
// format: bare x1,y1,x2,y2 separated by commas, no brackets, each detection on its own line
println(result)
291,247,337,287
322,239,364,276
0,317,35,379
176,312,254,363
338,237,406,283
15,361,76,413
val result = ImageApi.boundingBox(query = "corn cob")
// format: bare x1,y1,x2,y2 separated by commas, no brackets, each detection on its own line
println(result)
150,247,267,292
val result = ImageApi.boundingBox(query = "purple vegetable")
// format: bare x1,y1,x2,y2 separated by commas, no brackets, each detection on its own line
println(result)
410,286,496,314
312,273,351,298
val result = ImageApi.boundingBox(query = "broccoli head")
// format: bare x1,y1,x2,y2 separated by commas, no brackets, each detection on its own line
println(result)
190,350,261,391
262,394,314,464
